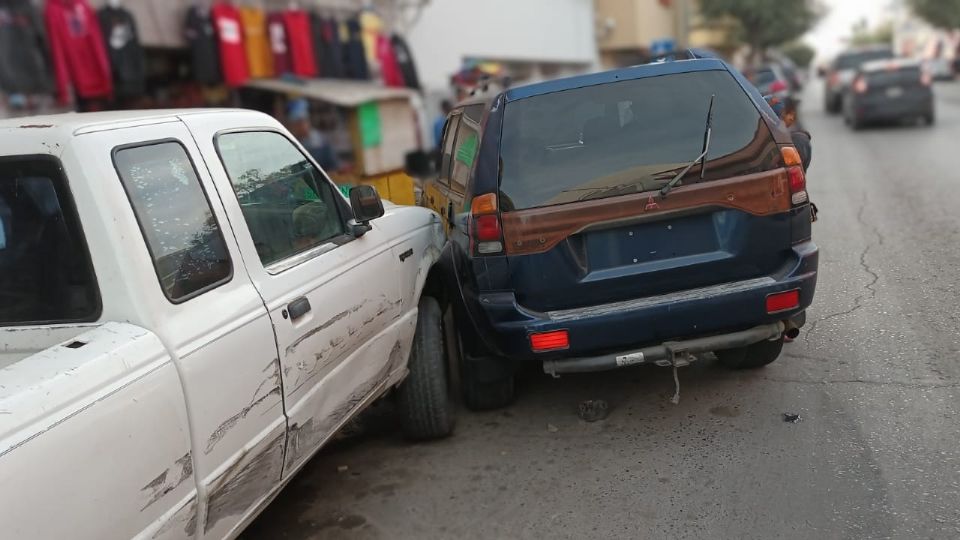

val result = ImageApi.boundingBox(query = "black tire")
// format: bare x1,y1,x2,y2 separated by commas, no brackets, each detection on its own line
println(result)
716,336,785,370
925,112,936,126
397,296,455,440
461,355,515,411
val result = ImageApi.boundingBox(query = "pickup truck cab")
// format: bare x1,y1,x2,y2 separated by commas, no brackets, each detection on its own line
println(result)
0,110,453,539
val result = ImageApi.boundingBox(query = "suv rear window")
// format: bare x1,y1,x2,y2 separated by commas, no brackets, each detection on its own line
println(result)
0,157,100,325
835,50,893,70
499,70,778,210
866,66,921,87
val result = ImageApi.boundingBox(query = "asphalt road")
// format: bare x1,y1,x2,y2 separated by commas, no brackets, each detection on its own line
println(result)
243,80,960,540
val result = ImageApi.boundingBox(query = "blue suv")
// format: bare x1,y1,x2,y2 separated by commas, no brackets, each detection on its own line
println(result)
416,58,818,409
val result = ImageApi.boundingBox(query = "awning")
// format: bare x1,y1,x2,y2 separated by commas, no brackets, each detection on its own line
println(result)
244,79,417,107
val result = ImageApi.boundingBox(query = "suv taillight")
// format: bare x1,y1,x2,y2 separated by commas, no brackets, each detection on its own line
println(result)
470,193,503,255
782,147,808,206
922,70,933,86
853,76,868,94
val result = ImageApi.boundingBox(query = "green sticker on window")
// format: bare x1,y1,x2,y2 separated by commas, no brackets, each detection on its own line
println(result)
455,132,478,168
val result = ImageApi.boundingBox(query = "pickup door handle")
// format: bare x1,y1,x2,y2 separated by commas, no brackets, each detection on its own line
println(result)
287,297,312,320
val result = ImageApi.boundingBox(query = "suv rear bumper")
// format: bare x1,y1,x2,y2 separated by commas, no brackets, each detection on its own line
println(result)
471,241,818,362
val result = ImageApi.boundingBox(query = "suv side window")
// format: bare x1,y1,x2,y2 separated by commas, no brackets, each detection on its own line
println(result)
114,141,232,303
216,131,346,267
449,104,485,194
0,157,101,325
439,113,461,184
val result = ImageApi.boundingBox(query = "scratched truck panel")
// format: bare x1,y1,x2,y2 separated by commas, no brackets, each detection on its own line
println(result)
0,109,447,540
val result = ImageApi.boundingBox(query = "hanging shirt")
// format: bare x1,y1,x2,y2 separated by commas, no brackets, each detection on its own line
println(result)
211,3,248,87
390,34,420,90
0,0,51,94
97,5,145,98
283,9,316,78
309,11,325,77
377,34,403,88
239,6,272,79
267,12,290,76
321,17,344,78
184,6,222,85
343,17,368,80
44,0,112,104
358,10,382,79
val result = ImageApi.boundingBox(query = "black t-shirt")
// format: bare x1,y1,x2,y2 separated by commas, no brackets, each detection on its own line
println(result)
390,34,420,90
0,0,51,94
184,6,222,85
98,6,146,98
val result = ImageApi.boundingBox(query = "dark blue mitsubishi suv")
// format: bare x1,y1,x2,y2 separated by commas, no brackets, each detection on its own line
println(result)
417,57,818,410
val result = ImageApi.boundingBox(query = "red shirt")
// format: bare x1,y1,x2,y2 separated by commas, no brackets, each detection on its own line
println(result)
377,34,404,87
283,10,316,77
267,12,290,76
44,0,112,103
211,3,249,87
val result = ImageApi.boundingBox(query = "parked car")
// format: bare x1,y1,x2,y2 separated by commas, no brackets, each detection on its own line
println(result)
825,46,894,114
844,58,934,129
415,59,819,410
747,63,795,99
0,110,453,540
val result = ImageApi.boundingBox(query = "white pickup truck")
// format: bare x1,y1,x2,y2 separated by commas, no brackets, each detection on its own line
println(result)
0,110,455,539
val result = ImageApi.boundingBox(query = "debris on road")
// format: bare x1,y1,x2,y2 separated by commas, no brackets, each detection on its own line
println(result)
337,465,349,473
547,423,559,433
578,400,609,422
783,413,802,424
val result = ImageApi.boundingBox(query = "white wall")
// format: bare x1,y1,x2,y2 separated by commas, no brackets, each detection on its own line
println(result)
404,0,598,93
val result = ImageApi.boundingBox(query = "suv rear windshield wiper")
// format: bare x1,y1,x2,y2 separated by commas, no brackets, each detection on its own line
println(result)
660,94,715,199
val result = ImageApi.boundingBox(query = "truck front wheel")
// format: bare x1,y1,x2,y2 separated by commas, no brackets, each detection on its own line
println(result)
397,296,456,440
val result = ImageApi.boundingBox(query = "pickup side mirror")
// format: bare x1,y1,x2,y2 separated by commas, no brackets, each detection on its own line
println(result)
405,149,436,178
348,185,384,237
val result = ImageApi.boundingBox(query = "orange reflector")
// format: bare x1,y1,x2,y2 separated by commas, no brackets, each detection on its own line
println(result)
471,193,498,215
766,290,800,314
781,147,802,167
530,330,569,352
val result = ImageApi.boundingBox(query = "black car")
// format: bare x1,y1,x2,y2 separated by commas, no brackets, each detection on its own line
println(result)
843,58,934,129
824,46,894,114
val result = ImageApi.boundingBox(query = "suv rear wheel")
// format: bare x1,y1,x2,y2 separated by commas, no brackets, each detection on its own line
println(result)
397,296,456,440
716,336,785,370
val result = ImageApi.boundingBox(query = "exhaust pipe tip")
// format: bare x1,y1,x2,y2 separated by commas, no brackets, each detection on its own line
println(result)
784,326,800,340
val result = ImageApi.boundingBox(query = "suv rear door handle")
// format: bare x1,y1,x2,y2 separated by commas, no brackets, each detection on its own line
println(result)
287,297,311,320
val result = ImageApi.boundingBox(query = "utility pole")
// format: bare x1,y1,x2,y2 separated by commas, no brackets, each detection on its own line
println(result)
676,0,691,49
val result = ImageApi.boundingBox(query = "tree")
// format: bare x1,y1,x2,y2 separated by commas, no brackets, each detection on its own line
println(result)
699,0,823,60
908,0,960,30
850,21,894,47
781,42,816,68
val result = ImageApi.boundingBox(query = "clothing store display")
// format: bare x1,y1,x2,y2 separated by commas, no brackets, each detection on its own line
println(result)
98,4,145,98
283,9,316,77
185,5,222,85
0,0,51,94
45,0,112,104
211,2,248,87
239,6,272,79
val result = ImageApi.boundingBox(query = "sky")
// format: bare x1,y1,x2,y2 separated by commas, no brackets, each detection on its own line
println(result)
803,0,893,60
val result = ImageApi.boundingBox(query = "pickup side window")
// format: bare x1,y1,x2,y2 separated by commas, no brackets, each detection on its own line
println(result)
215,131,346,267
114,141,233,303
0,156,100,325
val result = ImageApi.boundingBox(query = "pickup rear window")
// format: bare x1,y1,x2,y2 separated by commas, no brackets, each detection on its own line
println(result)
114,141,232,303
0,157,100,325
499,70,779,210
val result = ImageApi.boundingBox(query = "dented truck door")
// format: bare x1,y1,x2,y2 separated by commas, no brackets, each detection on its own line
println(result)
192,118,404,478
91,124,288,540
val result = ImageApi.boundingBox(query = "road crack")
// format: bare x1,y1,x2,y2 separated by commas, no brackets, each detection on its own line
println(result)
805,193,882,341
